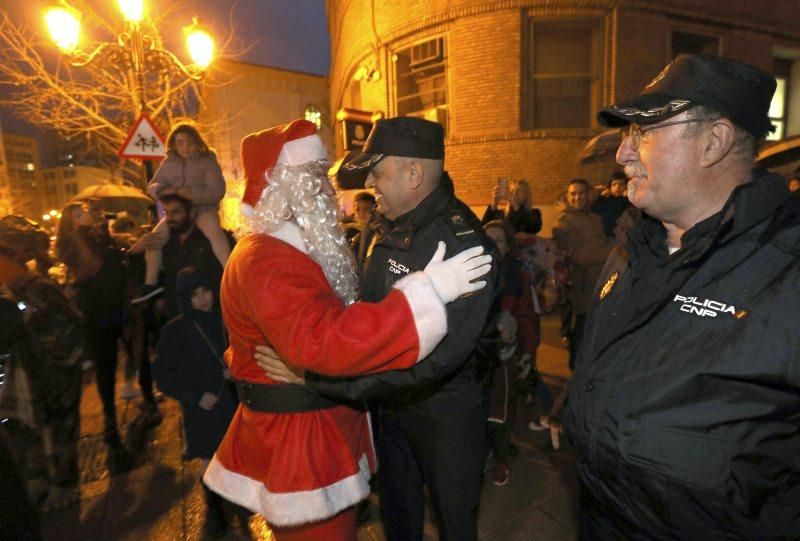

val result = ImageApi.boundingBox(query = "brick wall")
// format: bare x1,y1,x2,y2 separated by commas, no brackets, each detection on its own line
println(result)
328,0,800,204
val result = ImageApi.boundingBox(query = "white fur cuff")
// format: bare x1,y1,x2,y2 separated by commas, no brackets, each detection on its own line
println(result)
393,272,448,362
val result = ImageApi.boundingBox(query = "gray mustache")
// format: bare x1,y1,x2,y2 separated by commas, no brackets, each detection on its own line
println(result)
624,163,648,178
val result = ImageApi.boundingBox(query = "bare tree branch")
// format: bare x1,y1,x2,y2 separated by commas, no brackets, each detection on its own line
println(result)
0,5,239,175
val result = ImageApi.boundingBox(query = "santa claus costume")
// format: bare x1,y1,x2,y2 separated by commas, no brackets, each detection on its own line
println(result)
203,119,488,540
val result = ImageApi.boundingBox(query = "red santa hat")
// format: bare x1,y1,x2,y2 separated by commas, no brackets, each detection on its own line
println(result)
240,119,326,216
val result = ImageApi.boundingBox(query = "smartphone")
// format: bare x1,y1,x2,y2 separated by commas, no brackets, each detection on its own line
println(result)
497,177,508,198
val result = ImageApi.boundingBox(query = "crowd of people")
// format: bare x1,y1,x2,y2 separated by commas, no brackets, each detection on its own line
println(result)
0,123,239,537
2,52,799,540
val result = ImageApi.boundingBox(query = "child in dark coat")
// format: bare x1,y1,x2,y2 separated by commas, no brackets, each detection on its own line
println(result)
152,266,237,536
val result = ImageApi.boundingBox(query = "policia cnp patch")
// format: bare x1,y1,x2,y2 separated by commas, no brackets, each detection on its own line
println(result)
447,212,478,238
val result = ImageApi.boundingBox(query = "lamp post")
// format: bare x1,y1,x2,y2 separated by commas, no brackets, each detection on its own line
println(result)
43,0,214,183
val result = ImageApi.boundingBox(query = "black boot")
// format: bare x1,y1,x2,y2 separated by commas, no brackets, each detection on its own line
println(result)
201,482,227,538
138,402,162,428
231,504,253,536
104,423,132,474
103,421,122,447
106,442,132,475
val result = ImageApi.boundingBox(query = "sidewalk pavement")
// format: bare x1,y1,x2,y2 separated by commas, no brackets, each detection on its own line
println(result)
41,316,578,540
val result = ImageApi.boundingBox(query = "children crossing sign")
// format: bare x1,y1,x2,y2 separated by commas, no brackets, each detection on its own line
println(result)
118,113,166,160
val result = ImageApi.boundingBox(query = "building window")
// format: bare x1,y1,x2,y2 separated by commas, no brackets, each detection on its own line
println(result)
394,36,448,131
768,57,793,141
671,31,720,58
348,79,362,109
524,19,603,130
304,104,322,130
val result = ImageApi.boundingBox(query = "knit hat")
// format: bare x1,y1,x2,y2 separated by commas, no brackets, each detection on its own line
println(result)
240,119,326,216
175,266,213,315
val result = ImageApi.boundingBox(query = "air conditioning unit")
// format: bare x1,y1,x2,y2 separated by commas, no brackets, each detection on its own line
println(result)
410,38,444,69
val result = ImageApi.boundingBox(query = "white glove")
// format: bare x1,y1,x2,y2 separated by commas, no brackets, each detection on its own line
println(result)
517,353,533,380
198,392,219,411
423,241,492,303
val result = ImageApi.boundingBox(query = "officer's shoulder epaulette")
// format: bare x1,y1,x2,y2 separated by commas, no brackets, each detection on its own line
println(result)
443,211,480,239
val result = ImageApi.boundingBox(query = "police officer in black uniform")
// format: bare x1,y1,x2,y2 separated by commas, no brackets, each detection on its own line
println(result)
300,117,500,540
556,55,800,538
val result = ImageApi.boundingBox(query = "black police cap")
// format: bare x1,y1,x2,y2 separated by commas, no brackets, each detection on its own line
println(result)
598,54,776,139
343,117,445,172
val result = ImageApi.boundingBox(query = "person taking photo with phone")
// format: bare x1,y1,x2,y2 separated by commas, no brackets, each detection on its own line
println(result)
482,178,542,235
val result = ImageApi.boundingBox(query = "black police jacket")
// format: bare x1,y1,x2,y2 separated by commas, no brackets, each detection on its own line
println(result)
563,171,800,538
308,173,500,409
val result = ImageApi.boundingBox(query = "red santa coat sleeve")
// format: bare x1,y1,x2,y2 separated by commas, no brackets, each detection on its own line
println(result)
226,235,447,377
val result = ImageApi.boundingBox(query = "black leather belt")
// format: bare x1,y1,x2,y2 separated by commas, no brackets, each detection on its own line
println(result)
235,380,340,413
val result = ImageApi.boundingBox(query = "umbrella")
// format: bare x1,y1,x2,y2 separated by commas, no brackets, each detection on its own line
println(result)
578,129,621,164
68,184,155,222
329,151,369,190
757,135,800,170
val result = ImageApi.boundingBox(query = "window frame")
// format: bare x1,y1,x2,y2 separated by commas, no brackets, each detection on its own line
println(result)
523,17,605,131
669,29,723,59
768,57,794,141
392,35,449,132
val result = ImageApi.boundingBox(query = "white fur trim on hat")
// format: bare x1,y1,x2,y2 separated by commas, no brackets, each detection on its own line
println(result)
277,134,326,167
241,203,256,217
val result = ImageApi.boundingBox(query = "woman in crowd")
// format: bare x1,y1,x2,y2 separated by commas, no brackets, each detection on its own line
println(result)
483,179,542,235
56,202,132,473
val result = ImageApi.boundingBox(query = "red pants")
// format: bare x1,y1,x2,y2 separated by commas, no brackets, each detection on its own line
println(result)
272,507,356,541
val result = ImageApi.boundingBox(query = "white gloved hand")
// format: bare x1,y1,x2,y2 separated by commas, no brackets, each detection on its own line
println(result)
198,392,219,411
423,241,492,303
517,353,533,380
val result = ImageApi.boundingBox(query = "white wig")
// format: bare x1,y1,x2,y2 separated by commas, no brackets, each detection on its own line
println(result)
242,159,359,305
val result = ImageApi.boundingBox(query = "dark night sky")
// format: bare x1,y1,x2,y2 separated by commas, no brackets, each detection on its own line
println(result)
169,0,330,75
0,0,330,141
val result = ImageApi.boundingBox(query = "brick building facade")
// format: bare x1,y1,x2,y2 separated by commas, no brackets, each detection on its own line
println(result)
1,132,42,218
327,0,800,206
199,59,331,227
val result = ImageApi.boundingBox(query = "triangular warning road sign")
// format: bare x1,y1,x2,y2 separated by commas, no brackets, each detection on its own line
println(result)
118,113,167,160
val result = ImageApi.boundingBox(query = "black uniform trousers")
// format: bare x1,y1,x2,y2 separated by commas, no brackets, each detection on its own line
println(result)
377,391,488,541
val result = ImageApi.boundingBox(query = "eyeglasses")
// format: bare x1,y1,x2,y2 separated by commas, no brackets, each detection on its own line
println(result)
620,118,709,151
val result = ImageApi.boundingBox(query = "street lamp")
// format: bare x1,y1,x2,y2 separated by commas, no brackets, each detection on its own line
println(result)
117,0,144,23
43,0,215,179
43,7,81,53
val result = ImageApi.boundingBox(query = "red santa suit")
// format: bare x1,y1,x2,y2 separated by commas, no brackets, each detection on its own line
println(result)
203,120,449,529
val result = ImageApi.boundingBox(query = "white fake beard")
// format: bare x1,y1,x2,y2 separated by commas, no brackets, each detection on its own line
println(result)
243,160,359,305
